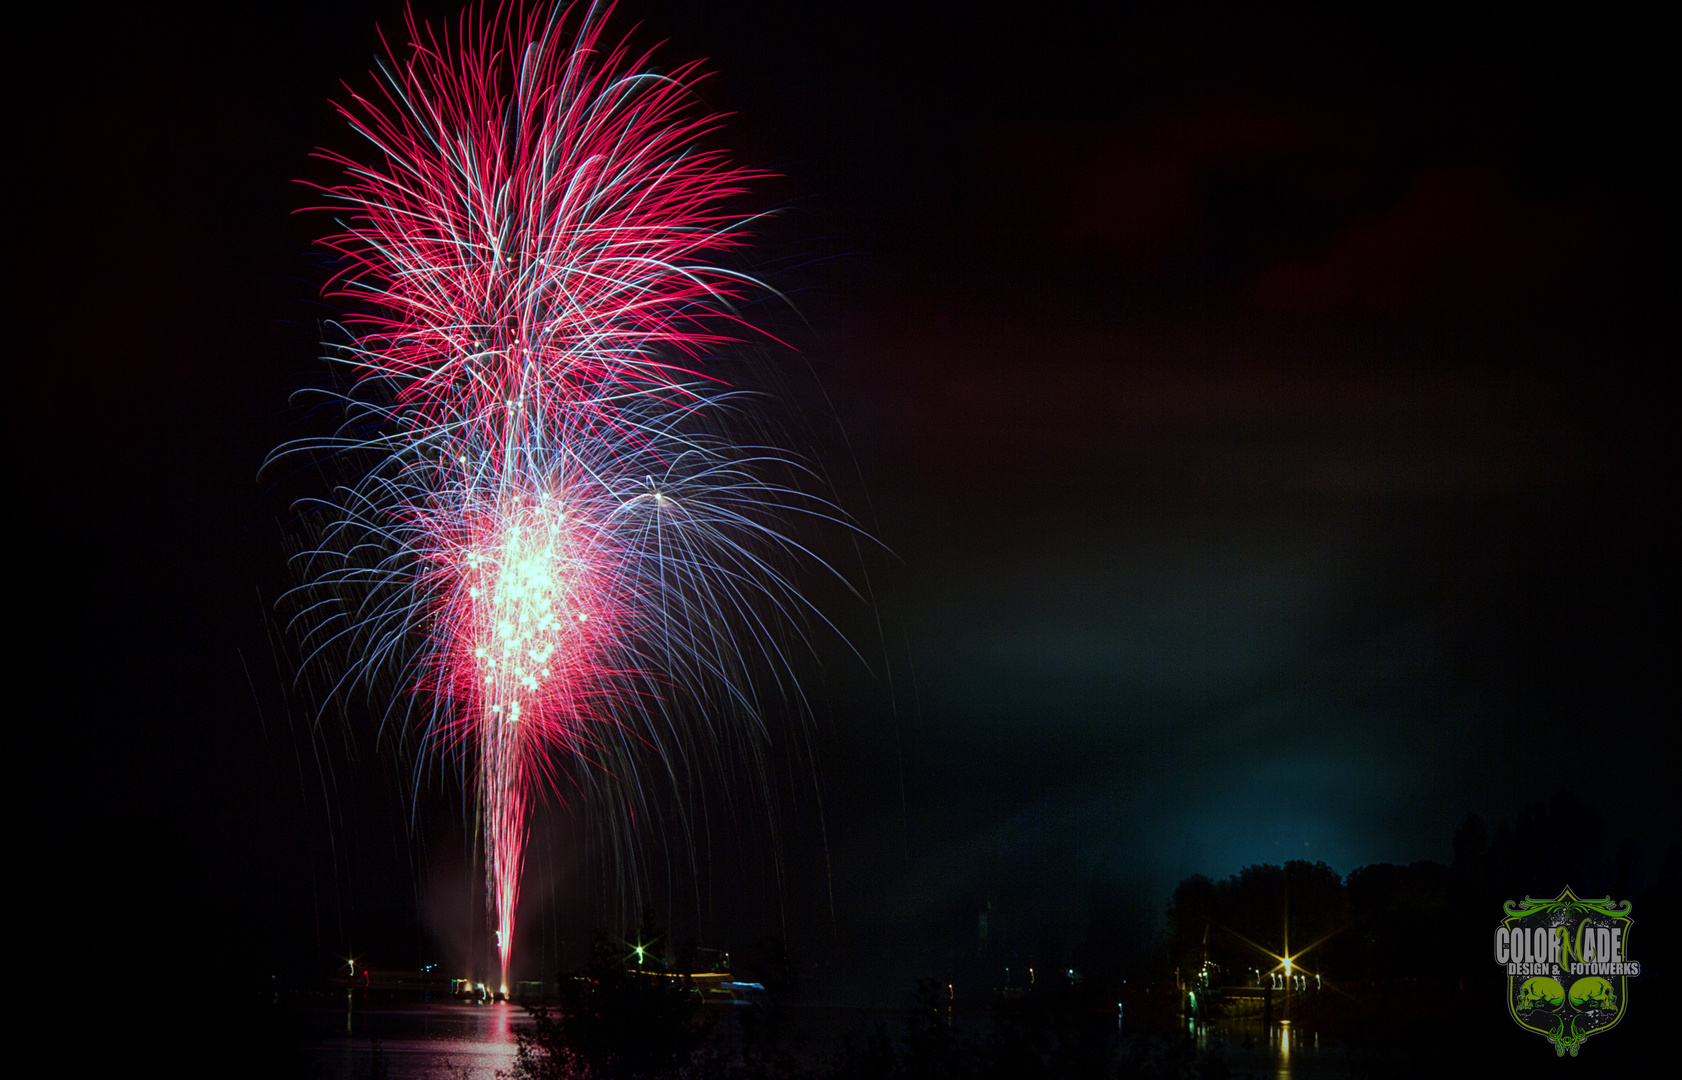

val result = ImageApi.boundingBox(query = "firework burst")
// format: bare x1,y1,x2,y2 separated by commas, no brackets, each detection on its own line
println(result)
270,1,844,991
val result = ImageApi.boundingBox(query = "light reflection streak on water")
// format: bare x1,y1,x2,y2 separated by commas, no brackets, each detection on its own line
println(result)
313,1001,523,1080
1180,1020,1347,1079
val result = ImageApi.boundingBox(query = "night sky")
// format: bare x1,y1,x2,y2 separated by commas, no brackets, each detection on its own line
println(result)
26,0,1673,1009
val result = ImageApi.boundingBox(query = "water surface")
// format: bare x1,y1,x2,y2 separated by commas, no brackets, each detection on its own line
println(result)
303,1000,1354,1079
305,999,523,1080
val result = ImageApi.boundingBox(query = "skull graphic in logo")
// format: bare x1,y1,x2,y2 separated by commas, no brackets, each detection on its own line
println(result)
1516,976,1564,1014
1568,976,1617,1012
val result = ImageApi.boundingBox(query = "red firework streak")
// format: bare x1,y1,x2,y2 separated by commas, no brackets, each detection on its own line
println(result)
301,1,783,992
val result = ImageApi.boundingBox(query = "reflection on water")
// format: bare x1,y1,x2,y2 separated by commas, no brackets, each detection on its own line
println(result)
307,1000,522,1080
1185,1018,1351,1078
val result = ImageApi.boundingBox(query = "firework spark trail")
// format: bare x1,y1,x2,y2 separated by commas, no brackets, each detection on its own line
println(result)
272,1,846,992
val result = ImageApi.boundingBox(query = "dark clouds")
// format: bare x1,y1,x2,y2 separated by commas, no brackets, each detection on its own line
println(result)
791,0,1670,986
1249,163,1609,316
818,330,1658,993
